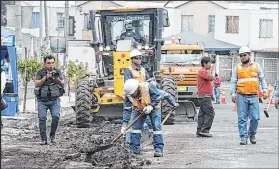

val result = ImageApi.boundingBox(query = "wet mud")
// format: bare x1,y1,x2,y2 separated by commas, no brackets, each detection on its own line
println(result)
1,115,150,169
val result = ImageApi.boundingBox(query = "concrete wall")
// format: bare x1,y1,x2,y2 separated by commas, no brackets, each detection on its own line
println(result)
176,1,225,37
215,9,250,46
248,10,278,50
68,40,97,74
10,6,76,38
215,9,278,49
162,8,181,38
75,1,121,40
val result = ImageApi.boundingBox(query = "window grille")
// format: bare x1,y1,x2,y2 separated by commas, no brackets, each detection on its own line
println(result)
181,15,194,32
226,16,239,34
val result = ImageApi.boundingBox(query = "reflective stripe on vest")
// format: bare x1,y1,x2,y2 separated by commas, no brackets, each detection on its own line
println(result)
128,66,146,82
236,63,259,94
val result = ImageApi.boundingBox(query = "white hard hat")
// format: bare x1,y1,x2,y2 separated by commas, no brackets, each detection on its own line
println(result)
131,49,142,58
124,79,139,95
239,46,251,54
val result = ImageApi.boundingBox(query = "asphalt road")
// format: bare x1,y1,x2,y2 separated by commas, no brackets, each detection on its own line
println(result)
142,103,279,168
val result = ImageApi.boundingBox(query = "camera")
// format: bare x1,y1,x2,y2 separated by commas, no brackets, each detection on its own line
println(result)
51,71,59,78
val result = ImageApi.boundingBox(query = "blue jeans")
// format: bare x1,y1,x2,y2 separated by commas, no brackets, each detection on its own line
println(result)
125,111,153,144
130,109,164,153
214,87,220,103
236,94,260,139
38,98,61,140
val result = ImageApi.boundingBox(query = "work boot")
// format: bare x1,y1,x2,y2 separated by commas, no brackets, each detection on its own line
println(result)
154,152,163,157
199,132,212,137
240,138,247,145
196,132,204,137
249,135,256,144
50,135,56,144
40,140,47,145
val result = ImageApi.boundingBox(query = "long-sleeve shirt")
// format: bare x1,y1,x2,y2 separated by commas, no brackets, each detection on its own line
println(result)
123,83,167,125
197,67,214,96
230,62,268,96
213,76,221,87
275,81,279,101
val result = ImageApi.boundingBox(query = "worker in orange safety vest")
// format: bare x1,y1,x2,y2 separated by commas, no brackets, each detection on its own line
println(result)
230,46,268,145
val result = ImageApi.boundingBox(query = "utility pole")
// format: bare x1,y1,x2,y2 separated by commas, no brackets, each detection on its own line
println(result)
44,1,49,47
39,1,43,47
64,1,70,97
15,1,23,60
64,1,69,68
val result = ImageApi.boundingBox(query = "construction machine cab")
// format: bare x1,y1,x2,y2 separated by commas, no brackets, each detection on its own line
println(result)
75,7,171,127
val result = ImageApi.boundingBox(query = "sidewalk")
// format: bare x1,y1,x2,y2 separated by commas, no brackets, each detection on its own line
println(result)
2,93,76,129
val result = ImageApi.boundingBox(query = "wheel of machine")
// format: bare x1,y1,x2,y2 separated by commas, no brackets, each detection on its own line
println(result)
190,98,201,108
76,80,91,128
161,76,177,125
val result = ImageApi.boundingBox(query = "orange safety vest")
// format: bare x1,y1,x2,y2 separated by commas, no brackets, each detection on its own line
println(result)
128,66,146,82
236,63,259,94
130,82,160,111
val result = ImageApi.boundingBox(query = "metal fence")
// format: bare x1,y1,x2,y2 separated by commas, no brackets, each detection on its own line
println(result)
219,55,278,85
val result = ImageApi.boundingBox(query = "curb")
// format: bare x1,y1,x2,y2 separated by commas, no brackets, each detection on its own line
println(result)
2,106,75,129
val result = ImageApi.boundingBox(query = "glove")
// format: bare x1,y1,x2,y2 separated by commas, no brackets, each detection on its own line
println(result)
121,124,127,134
174,103,179,108
143,105,153,114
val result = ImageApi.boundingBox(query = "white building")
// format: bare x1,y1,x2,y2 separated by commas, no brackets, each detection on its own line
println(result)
5,1,76,60
215,9,278,50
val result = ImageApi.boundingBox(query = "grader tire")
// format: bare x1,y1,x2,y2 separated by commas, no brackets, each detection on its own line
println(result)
76,80,91,128
161,77,177,125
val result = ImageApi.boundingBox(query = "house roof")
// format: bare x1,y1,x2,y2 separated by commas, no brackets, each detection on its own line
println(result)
77,1,167,7
76,1,124,7
22,1,75,7
252,48,279,53
164,32,240,52
166,1,228,9
76,1,278,10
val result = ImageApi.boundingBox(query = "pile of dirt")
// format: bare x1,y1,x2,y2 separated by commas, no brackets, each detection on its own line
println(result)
1,115,150,169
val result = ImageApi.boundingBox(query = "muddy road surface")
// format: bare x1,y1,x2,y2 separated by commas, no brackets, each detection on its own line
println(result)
1,114,150,169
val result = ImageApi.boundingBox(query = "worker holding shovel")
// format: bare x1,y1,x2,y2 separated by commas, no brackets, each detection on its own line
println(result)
121,79,176,157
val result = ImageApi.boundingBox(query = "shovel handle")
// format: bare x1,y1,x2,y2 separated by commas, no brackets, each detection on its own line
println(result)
161,107,178,125
111,112,145,144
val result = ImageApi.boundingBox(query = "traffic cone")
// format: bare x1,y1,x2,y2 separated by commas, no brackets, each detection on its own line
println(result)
233,103,237,112
171,34,175,44
221,91,226,104
267,97,273,104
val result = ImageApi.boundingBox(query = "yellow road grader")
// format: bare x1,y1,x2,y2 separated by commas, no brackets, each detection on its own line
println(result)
74,7,197,127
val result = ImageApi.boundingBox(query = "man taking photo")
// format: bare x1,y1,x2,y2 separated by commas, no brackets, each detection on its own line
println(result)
34,55,64,145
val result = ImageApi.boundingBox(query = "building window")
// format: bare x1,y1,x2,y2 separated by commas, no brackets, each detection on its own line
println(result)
181,15,194,32
31,12,40,28
83,13,90,29
208,15,215,33
226,16,239,34
57,13,64,29
259,19,273,38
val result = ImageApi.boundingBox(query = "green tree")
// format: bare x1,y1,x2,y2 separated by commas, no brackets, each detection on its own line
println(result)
66,60,88,88
18,59,44,112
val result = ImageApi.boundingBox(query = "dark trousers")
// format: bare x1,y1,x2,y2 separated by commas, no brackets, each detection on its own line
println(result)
38,98,61,140
197,97,215,133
